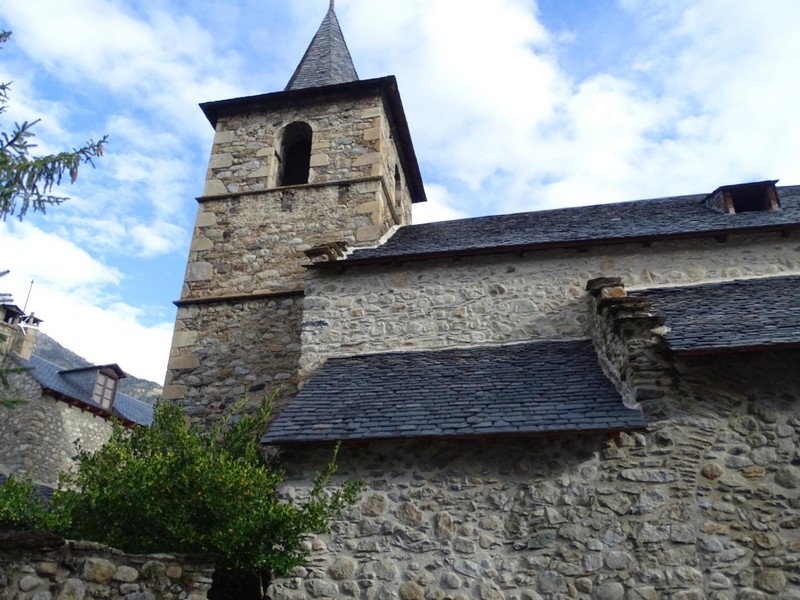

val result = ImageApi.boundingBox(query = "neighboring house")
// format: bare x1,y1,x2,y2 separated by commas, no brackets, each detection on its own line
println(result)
0,306,153,488
164,6,800,599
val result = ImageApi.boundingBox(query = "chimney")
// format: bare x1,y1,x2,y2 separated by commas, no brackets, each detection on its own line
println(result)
12,313,42,361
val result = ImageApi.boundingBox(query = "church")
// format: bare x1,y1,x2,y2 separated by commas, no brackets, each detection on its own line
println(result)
164,5,800,599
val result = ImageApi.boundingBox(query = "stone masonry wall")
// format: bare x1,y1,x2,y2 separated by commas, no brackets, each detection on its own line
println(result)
186,91,411,301
167,89,416,414
163,293,303,425
0,370,111,487
0,535,213,600
183,180,390,300
269,349,800,600
300,232,800,378
202,94,411,212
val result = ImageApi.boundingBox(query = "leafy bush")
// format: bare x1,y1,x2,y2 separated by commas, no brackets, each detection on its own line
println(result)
0,399,360,586
0,474,63,531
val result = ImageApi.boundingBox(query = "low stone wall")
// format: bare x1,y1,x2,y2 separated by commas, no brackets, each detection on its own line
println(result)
270,349,800,600
0,534,213,600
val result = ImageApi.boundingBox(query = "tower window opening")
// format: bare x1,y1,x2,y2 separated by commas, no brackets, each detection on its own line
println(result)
279,122,313,186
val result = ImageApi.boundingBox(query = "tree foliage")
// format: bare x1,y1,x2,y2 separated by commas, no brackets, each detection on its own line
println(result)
0,399,360,587
0,30,107,220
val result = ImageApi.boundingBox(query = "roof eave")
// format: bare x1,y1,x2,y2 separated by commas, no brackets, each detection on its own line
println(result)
672,341,800,357
262,424,646,446
314,223,800,269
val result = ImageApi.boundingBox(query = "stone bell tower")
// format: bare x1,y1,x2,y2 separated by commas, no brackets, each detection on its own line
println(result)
163,4,426,424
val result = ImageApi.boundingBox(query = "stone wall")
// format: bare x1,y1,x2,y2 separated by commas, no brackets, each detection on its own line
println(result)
183,180,393,300
163,293,303,425
0,370,111,487
300,231,800,378
269,348,800,600
167,87,417,414
202,94,411,215
0,534,213,600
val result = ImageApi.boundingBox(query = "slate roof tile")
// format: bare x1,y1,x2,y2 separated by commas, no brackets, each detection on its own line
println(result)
632,275,800,352
345,186,800,262
15,354,154,426
263,340,644,444
285,8,359,91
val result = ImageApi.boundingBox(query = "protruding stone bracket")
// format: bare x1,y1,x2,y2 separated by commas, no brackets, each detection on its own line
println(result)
305,241,349,263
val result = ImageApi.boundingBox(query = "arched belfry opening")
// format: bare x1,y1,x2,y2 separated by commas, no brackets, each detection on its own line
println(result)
278,122,313,186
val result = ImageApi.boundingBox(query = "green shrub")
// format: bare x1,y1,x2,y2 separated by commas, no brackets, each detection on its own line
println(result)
52,399,360,579
0,474,62,531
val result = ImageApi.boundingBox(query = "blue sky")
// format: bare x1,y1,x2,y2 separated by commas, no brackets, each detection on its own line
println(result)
0,0,798,382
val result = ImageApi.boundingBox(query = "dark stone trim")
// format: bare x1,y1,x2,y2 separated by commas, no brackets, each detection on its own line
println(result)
174,289,304,308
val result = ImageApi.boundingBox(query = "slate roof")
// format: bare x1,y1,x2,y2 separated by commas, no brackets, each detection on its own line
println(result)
285,7,359,91
263,340,644,444
16,354,154,426
338,185,800,264
632,275,800,353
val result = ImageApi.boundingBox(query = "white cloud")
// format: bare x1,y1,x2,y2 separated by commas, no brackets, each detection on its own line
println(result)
345,0,800,215
0,222,172,382
413,184,470,224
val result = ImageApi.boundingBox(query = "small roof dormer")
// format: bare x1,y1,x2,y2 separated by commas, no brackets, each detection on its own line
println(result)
705,180,780,214
60,363,127,412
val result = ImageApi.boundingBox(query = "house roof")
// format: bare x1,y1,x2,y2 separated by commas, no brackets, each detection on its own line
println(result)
16,354,154,426
332,185,800,265
262,339,645,445
633,275,800,354
285,7,359,91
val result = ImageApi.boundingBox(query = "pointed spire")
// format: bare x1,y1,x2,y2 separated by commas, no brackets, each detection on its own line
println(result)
285,4,359,91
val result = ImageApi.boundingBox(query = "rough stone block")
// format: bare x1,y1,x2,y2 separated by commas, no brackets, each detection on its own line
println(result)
171,331,198,348
208,153,233,169
185,262,213,282
310,154,330,167
352,152,382,167
355,225,383,243
168,354,201,370
213,130,236,144
360,107,382,119
363,127,381,141
19,575,41,591
82,558,116,583
202,179,228,196
36,563,58,577
57,578,85,600
194,210,218,227
161,384,189,400
113,566,139,583
190,236,213,252
357,201,379,215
